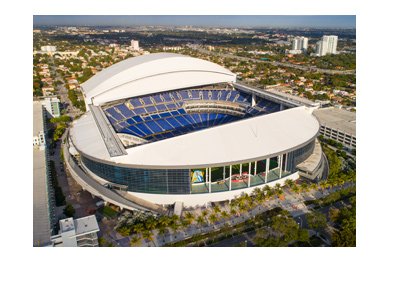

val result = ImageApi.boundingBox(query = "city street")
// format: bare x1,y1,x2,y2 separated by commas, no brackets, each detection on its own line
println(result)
191,45,356,75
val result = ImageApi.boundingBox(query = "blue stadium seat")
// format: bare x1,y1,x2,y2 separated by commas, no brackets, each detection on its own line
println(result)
116,104,134,118
145,105,157,113
102,88,285,143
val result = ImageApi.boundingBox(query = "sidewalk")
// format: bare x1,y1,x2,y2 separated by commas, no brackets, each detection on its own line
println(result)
152,182,355,247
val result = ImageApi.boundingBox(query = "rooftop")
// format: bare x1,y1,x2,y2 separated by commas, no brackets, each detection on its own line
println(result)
33,102,52,246
81,53,236,106
33,102,44,136
313,107,356,136
74,215,99,235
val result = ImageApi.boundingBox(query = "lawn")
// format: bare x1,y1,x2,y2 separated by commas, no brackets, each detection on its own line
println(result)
99,206,118,218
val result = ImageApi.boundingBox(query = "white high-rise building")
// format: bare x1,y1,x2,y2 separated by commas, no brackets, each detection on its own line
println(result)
315,35,338,56
291,37,308,51
40,46,56,53
131,40,140,51
41,97,61,118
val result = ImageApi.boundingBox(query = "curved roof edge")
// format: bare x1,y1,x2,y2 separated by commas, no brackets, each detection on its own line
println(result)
70,106,320,169
81,53,236,106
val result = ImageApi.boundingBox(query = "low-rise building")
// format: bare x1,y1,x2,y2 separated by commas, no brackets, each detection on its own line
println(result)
51,215,100,247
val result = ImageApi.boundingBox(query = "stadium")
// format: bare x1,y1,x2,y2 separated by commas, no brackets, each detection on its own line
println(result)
65,53,325,210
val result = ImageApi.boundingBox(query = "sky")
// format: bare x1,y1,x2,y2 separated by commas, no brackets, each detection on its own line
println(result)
33,15,356,29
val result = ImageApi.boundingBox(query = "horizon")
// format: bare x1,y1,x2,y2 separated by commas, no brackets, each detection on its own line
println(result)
33,15,356,29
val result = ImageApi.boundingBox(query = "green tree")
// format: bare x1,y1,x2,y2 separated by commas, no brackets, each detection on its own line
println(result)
184,212,195,224
196,215,206,226
130,235,141,247
209,213,218,224
221,211,229,219
213,205,221,214
285,179,295,189
63,203,75,217
306,212,327,230
329,207,340,223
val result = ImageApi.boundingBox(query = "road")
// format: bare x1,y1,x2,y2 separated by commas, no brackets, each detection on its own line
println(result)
49,57,82,118
191,45,356,75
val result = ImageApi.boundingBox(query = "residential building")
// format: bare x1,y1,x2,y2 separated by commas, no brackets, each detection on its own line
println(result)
291,36,308,52
316,35,338,56
33,102,56,246
51,215,100,247
40,45,57,53
131,40,140,51
42,97,61,118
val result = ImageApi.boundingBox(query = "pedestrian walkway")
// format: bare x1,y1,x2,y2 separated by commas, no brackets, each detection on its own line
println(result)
151,182,355,246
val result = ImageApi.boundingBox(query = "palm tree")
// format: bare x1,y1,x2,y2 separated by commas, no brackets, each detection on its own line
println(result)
130,235,141,247
196,215,205,226
213,205,221,214
300,182,308,193
201,209,209,218
239,203,247,213
133,222,144,236
145,217,157,232
157,215,171,230
168,214,181,233
285,179,295,189
142,230,153,242
229,206,237,217
262,185,271,196
209,213,218,224
181,219,190,228
221,210,229,219
274,183,283,195
310,183,318,192
319,180,328,191
184,212,195,224
292,184,300,194
157,226,167,236
170,220,180,233
252,187,261,197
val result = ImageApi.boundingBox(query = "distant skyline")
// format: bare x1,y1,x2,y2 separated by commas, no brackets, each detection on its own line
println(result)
33,15,356,29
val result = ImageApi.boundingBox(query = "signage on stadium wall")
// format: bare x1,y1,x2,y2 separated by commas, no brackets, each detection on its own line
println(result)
191,170,204,183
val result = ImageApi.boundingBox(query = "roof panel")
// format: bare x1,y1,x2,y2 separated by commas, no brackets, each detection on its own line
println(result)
71,106,320,168
81,53,236,106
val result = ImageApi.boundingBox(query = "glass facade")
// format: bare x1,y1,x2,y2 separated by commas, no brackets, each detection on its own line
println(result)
80,139,316,196
286,140,315,172
81,155,190,194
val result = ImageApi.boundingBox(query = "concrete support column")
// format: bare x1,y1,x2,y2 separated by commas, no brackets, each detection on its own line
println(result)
240,164,242,176
223,166,226,180
248,162,252,187
279,155,283,178
254,161,257,176
188,169,191,194
229,165,232,191
252,94,256,107
284,154,288,172
205,168,208,191
265,158,270,183
209,168,212,193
